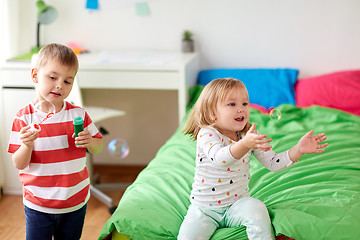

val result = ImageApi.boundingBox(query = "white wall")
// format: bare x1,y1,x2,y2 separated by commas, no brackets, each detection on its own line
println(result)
1,0,20,61
14,0,360,78
6,0,360,166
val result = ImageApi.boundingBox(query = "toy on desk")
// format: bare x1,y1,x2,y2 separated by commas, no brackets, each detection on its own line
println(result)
30,100,55,132
67,42,89,55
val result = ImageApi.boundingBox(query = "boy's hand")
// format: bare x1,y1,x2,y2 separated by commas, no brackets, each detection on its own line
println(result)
20,126,38,147
72,130,92,148
242,123,272,152
298,130,328,154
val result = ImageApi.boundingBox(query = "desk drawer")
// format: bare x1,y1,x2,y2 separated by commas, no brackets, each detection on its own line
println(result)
77,70,179,90
1,68,32,87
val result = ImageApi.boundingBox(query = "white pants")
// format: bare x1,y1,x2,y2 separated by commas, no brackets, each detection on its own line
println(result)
177,197,275,240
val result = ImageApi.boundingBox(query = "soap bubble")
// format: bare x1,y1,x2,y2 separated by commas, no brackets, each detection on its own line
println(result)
34,100,56,117
108,138,130,159
269,108,282,120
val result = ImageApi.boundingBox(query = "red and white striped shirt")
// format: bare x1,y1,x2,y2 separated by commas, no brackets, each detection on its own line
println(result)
8,101,103,214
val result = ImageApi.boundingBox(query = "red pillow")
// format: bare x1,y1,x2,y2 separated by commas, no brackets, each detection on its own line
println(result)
295,70,360,116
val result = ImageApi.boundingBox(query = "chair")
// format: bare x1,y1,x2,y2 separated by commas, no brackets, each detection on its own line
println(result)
31,54,126,213
67,78,126,213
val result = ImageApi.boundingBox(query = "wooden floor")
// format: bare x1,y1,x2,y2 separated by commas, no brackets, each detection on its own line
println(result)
0,164,145,240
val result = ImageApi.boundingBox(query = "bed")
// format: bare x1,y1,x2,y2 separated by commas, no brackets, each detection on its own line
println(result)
97,68,360,240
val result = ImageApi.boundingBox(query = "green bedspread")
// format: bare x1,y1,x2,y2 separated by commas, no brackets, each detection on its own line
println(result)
98,102,360,240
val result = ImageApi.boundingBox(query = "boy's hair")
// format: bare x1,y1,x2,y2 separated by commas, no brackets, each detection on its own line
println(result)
36,43,78,71
183,78,251,140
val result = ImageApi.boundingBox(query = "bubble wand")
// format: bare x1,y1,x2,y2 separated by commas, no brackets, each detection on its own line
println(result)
30,100,56,132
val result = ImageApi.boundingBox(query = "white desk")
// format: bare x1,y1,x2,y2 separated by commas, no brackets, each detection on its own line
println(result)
2,52,199,122
0,51,199,194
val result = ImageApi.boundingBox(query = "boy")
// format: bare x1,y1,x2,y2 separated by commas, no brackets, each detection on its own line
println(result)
8,43,103,240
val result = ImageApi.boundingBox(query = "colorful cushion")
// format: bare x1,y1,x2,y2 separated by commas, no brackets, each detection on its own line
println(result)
295,70,360,116
197,69,298,109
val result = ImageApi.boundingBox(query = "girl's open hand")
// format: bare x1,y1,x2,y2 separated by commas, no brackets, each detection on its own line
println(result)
72,130,92,148
298,130,328,154
243,123,272,152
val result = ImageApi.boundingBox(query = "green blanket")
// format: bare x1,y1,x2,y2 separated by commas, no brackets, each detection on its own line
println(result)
98,98,360,239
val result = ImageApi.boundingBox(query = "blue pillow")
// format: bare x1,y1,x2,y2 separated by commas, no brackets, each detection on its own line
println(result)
198,68,299,109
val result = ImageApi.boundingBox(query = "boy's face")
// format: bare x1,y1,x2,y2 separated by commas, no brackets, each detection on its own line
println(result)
31,60,77,112
214,87,250,140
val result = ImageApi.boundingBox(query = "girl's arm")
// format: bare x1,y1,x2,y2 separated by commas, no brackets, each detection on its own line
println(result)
198,128,240,166
12,126,38,170
230,123,272,159
288,129,328,162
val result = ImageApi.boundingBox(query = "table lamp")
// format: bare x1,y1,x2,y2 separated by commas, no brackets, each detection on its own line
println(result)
34,0,58,52
12,0,57,60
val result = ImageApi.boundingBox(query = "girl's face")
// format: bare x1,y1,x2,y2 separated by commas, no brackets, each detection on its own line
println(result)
31,61,77,112
214,87,250,140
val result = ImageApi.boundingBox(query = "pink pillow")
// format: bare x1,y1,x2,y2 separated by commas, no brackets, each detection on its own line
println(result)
295,70,360,116
250,103,270,114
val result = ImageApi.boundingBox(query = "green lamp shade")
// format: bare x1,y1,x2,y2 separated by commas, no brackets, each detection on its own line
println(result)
11,0,57,60
37,0,57,24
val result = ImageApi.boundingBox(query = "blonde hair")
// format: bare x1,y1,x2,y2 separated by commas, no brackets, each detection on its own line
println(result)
183,78,251,140
36,43,78,71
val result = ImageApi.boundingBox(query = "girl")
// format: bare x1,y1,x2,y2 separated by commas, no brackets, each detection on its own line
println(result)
178,78,327,240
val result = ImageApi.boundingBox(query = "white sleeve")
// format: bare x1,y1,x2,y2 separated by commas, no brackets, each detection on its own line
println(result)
252,148,295,172
197,128,237,167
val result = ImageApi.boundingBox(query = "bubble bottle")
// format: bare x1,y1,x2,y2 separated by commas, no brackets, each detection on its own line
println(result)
73,117,84,147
